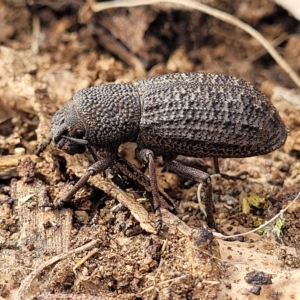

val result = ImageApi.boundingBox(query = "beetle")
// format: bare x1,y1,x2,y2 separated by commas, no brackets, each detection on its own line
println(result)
44,72,288,233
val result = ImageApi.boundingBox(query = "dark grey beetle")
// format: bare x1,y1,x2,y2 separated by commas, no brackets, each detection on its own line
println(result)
46,72,288,232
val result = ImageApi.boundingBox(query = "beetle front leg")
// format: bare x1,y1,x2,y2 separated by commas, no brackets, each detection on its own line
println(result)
64,155,116,203
42,153,116,208
136,148,162,234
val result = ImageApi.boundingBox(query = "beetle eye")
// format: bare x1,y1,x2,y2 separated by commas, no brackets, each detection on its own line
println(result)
75,129,85,138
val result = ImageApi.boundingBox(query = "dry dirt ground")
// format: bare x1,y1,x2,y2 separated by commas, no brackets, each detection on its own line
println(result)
0,0,300,299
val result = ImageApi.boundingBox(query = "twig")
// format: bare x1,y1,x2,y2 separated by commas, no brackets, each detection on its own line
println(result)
248,33,290,62
31,14,40,55
197,182,207,217
90,0,300,88
16,239,100,300
89,174,156,234
73,247,99,273
140,275,187,294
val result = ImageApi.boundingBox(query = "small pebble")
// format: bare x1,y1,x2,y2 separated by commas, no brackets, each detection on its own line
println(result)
225,282,231,289
29,140,38,148
240,288,250,295
75,210,89,224
249,285,261,295
14,147,25,155
226,226,233,232
220,219,227,226
219,212,226,220
182,214,190,221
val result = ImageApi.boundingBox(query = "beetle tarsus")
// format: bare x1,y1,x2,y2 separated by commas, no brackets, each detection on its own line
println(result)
136,148,163,234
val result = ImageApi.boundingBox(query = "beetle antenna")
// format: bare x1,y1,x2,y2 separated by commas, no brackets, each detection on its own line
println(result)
61,135,89,145
35,135,52,156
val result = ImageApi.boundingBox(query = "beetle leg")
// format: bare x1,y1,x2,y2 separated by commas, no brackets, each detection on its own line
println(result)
35,135,52,156
213,157,220,174
64,153,116,203
115,154,176,211
41,152,116,208
213,157,248,180
220,171,249,180
163,156,221,233
136,148,162,234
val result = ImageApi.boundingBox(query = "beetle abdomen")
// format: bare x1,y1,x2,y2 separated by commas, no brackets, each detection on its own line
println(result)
135,73,287,158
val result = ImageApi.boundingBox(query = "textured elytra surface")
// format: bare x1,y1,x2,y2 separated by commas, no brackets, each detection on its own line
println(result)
134,72,288,158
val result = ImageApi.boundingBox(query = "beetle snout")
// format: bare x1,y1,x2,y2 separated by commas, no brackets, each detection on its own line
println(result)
51,118,86,155
53,131,64,144
50,98,87,155
57,138,86,155
53,119,66,143
51,109,67,143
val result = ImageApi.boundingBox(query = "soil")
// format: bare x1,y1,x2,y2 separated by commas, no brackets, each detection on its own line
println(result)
0,0,300,299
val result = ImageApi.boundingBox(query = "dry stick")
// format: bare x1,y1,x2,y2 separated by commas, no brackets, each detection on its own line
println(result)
140,275,187,294
91,0,300,88
31,14,40,54
89,174,157,234
73,247,99,273
248,33,290,62
16,239,100,300
197,182,207,217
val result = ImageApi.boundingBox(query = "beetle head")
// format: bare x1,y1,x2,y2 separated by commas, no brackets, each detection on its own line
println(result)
51,99,87,155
